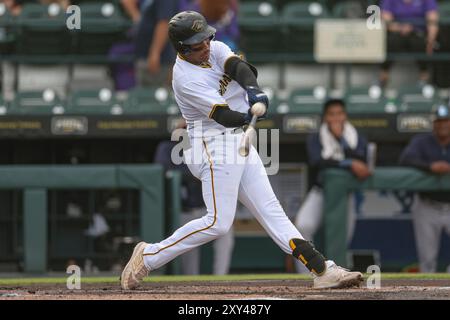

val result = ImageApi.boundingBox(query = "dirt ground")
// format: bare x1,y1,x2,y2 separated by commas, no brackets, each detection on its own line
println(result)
1,279,450,300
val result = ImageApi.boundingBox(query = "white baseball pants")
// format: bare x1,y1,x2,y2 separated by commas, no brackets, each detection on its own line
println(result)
143,131,304,271
412,197,450,273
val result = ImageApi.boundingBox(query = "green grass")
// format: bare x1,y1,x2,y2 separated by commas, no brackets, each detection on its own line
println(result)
376,273,450,280
1,273,450,286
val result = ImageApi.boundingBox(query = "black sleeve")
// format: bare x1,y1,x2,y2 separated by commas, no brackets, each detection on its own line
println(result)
224,56,259,89
342,133,367,162
210,105,247,128
306,134,351,170
399,137,431,171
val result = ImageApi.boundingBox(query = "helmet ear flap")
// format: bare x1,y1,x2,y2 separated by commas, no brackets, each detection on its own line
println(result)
177,41,191,55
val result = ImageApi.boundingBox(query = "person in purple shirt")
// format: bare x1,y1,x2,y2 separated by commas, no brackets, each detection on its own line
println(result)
399,104,450,273
379,0,439,87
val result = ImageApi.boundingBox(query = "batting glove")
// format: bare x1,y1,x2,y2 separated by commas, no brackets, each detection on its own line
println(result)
246,86,269,119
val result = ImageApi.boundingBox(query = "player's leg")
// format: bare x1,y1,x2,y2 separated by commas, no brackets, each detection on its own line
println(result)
121,136,244,289
143,137,243,271
238,146,308,254
412,197,442,273
293,189,355,273
212,226,235,275
238,146,362,288
179,211,201,275
237,162,331,274
293,187,323,273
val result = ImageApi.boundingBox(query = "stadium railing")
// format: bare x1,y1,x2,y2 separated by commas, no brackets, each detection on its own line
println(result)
322,168,450,267
0,164,164,273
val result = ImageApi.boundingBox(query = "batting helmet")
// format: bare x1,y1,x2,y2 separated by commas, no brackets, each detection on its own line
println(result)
168,11,216,54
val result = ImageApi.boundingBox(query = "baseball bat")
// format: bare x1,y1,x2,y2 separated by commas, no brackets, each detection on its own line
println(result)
238,102,266,157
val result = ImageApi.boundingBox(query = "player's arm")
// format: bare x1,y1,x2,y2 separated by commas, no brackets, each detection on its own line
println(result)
399,137,432,171
426,10,439,54
210,56,262,127
345,134,368,163
224,56,269,113
210,104,248,128
224,56,259,89
182,80,248,128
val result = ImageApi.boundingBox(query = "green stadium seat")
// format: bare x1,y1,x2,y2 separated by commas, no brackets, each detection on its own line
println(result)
67,88,120,114
16,4,70,55
438,2,450,49
74,2,130,55
0,3,12,25
259,86,283,115
281,2,329,54
9,89,65,114
433,3,450,86
239,0,276,3
346,86,389,113
397,85,440,113
279,0,326,9
125,87,179,114
287,87,328,114
71,0,126,16
73,0,121,4
332,0,366,18
238,2,281,56
439,2,450,16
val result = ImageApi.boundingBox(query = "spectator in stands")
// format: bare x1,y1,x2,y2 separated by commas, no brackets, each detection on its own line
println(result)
379,0,439,87
120,0,142,24
331,0,366,18
179,0,239,51
109,0,179,90
294,99,371,273
3,0,24,15
399,104,450,273
107,0,144,91
154,120,234,275
133,0,179,87
39,0,71,9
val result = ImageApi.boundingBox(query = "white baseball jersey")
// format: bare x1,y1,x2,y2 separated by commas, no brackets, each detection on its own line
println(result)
172,40,249,138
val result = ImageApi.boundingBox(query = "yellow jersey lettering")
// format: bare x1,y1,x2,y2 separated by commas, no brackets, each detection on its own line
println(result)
218,73,232,96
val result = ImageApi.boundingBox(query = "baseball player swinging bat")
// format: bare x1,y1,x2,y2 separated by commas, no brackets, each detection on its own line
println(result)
239,102,266,157
121,11,364,291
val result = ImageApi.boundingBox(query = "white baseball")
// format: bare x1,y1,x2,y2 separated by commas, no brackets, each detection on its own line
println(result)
251,102,266,117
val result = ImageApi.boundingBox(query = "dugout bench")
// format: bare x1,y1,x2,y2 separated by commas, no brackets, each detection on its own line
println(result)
0,164,165,273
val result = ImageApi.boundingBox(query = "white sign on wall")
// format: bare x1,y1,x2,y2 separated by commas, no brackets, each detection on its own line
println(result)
314,19,386,63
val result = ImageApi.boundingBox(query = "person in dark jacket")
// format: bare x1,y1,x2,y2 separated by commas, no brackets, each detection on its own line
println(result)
294,99,371,273
399,104,450,273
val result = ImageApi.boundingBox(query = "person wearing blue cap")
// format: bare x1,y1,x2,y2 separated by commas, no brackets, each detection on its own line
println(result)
399,104,450,273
